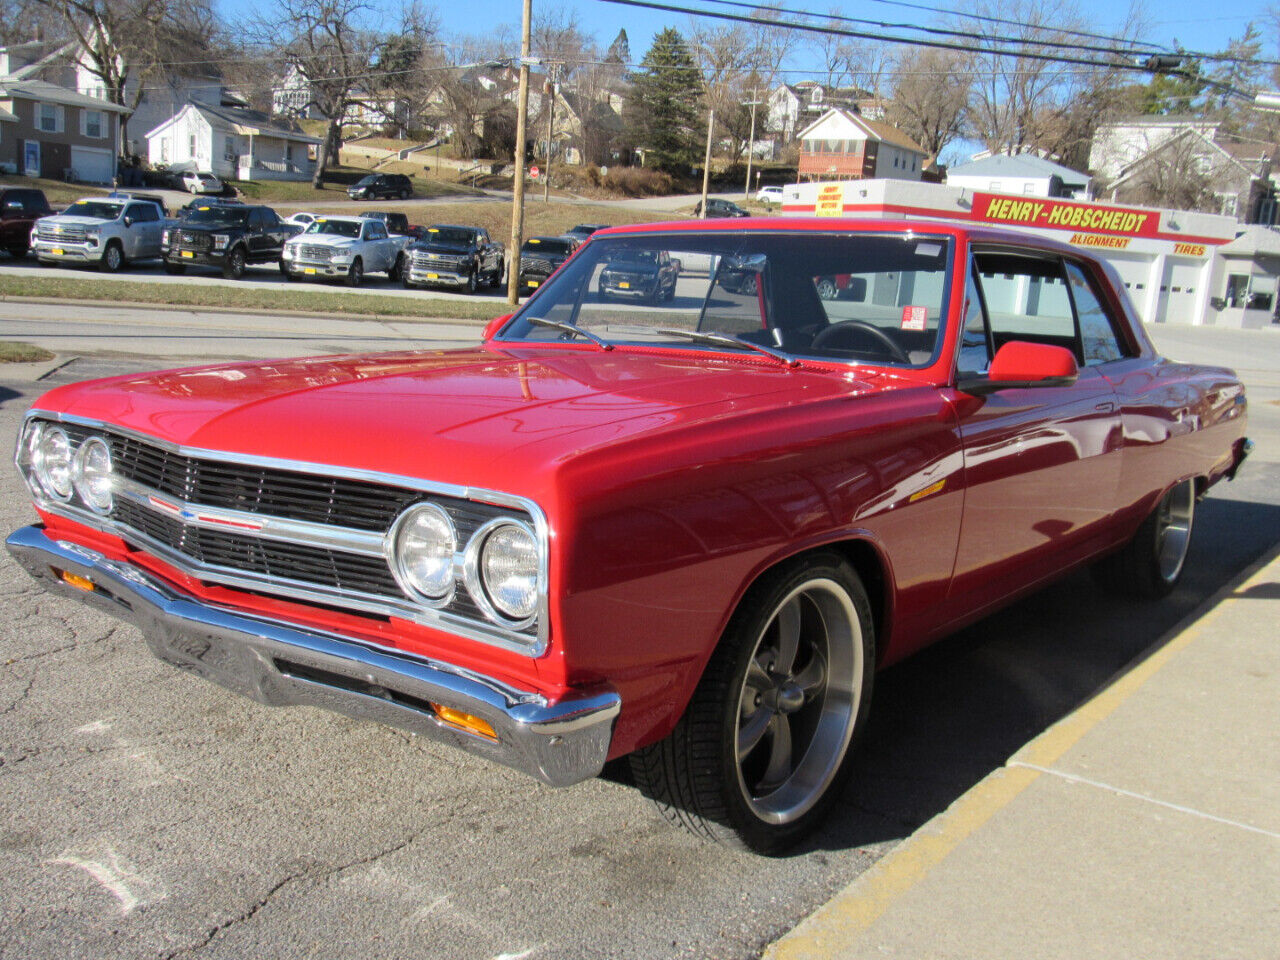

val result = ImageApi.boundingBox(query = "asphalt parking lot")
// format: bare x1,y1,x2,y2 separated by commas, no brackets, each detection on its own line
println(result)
0,316,1277,960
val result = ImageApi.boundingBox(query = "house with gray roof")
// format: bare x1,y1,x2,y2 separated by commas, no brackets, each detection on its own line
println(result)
945,153,1091,199
146,103,321,182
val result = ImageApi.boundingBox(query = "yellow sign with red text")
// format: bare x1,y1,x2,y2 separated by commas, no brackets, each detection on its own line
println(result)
974,193,1160,238
815,184,844,217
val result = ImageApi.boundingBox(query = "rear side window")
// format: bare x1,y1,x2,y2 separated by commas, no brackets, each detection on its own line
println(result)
1064,261,1127,365
974,253,1074,340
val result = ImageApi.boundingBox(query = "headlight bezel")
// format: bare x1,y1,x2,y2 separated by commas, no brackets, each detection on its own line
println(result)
464,517,541,629
72,436,114,514
31,424,75,501
386,502,459,606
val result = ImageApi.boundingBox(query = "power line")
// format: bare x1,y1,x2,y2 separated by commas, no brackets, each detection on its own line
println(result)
691,0,1163,60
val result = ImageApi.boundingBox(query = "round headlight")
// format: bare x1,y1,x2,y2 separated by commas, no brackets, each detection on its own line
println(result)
388,503,457,603
474,521,539,622
73,436,114,513
33,426,74,501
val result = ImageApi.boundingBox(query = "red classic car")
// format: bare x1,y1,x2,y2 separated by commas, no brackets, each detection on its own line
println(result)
8,219,1250,853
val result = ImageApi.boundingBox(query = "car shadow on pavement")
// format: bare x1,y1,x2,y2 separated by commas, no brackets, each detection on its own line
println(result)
805,493,1280,856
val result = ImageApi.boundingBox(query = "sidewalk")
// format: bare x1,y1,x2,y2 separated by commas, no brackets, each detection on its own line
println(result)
767,544,1280,960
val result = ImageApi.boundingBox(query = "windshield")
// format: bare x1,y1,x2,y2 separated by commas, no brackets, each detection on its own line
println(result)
67,201,124,220
523,238,573,256
183,207,248,226
424,226,475,244
305,219,361,238
499,231,954,368
355,176,377,186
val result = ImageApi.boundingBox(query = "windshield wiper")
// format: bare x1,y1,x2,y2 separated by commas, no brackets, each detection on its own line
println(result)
528,316,614,351
655,329,799,368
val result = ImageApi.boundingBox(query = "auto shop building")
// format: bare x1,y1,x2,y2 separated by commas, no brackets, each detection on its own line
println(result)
781,179,1278,328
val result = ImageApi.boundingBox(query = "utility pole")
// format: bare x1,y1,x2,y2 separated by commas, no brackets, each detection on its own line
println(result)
507,0,532,306
699,108,714,218
743,92,762,198
544,62,558,204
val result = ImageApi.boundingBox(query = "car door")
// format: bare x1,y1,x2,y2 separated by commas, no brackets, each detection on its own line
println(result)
362,220,389,270
125,203,160,257
946,250,1123,621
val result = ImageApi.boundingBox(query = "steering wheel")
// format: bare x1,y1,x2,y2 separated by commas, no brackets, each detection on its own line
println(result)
810,320,911,363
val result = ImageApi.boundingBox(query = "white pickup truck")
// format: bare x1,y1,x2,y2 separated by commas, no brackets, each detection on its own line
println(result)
32,196,166,271
280,216,410,286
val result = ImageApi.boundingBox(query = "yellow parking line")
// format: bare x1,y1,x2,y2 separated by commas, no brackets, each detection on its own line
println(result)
765,543,1280,960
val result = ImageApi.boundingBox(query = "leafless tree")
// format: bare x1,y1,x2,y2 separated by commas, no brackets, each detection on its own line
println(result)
1114,131,1217,211
253,0,381,186
32,0,217,153
886,47,972,160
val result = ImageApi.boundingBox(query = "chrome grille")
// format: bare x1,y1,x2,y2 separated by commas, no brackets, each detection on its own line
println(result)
297,244,333,262
51,424,519,630
37,224,87,243
412,252,465,270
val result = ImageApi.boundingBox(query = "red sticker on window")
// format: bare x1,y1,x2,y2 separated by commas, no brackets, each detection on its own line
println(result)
901,305,928,331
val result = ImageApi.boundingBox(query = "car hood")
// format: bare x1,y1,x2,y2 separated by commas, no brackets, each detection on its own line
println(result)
36,346,889,501
412,240,473,255
41,215,116,227
288,233,357,248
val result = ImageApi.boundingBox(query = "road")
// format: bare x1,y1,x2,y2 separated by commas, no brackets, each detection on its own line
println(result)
0,309,1277,960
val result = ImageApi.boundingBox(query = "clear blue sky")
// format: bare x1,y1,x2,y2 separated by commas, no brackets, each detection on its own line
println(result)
217,0,1268,67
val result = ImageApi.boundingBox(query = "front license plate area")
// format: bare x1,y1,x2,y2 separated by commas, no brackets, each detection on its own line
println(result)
427,273,439,279
181,250,194,258
304,267,316,275
52,248,64,255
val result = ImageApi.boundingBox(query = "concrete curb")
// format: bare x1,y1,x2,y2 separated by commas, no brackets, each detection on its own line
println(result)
765,537,1280,959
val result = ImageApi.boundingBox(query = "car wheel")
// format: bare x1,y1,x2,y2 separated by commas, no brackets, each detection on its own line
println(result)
815,277,839,300
465,267,477,295
163,262,186,275
345,257,363,287
1092,479,1195,599
98,241,124,273
389,253,405,281
222,247,246,280
630,551,874,854
278,259,290,277
8,242,28,259
400,189,409,200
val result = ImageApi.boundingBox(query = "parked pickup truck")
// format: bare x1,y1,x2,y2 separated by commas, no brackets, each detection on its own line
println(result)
32,196,167,271
280,215,410,286
516,236,577,295
358,210,423,239
162,204,297,279
405,224,504,294
0,187,52,258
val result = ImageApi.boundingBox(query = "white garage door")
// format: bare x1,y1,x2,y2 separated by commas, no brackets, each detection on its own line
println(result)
70,146,115,185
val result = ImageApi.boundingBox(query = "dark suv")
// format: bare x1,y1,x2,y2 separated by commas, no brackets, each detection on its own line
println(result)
162,204,294,279
348,174,412,200
0,188,52,258
694,198,749,218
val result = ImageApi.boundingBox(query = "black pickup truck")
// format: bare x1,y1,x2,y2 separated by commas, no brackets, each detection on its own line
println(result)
516,236,578,294
403,224,505,293
162,204,297,279
0,187,52,258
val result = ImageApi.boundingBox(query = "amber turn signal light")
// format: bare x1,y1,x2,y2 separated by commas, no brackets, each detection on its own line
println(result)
58,569,95,593
431,703,497,741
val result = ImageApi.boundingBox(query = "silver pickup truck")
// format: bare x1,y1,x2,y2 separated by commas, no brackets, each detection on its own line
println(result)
280,215,410,286
32,196,166,271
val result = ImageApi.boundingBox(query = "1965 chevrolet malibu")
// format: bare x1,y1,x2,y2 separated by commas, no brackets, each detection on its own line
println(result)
8,219,1250,852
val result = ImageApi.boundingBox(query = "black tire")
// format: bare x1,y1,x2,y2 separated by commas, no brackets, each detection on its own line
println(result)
464,267,477,295
630,551,875,854
222,247,246,280
8,242,28,259
344,257,363,287
1092,479,1196,599
278,259,290,277
815,277,838,300
388,252,405,281
163,261,186,275
98,241,124,273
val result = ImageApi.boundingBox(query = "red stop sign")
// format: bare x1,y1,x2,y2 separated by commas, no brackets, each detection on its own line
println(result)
529,166,540,179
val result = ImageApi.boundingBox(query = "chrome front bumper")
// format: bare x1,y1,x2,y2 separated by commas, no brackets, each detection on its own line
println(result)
6,525,620,787
33,240,101,262
407,266,468,286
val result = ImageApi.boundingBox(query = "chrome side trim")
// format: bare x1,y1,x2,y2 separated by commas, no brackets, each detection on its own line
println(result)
6,526,619,788
19,411,552,657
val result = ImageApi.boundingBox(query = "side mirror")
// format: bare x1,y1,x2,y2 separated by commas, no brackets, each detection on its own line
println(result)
482,313,512,340
123,216,134,227
670,257,682,272
958,341,1079,395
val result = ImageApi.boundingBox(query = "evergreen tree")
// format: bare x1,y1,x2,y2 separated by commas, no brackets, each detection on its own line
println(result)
624,28,703,174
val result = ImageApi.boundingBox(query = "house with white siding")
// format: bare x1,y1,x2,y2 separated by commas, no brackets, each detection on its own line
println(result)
146,103,321,182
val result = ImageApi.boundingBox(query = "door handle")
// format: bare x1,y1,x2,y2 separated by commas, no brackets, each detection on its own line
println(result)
1095,401,1116,413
